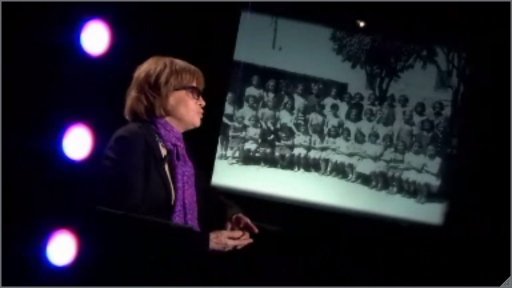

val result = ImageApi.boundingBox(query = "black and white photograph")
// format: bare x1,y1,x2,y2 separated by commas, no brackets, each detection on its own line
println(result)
212,10,468,225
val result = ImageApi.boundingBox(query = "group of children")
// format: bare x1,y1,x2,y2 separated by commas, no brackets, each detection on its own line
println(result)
217,75,449,204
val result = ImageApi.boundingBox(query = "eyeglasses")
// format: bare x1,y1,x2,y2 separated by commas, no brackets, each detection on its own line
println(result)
174,85,203,101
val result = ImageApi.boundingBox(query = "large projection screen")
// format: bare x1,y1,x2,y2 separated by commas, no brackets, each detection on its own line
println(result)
212,10,465,226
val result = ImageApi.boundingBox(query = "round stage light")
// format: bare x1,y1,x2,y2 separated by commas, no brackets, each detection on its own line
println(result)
62,122,94,162
45,228,79,267
80,18,112,57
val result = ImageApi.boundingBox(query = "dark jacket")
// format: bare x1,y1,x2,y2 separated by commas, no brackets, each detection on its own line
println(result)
95,121,241,278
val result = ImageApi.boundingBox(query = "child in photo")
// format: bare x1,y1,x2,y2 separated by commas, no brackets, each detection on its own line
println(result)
416,144,443,203
259,115,280,167
340,92,352,121
381,139,406,194
401,141,426,198
292,124,311,172
324,103,344,136
395,94,410,129
375,103,395,141
308,103,326,140
307,127,325,173
261,79,277,109
275,124,295,169
416,118,439,153
358,107,378,140
322,86,342,116
331,127,353,179
219,91,236,160
244,74,264,107
228,113,247,164
395,109,415,150
412,101,428,133
353,131,384,185
347,130,366,182
240,115,262,165
238,94,259,126
322,126,340,176
279,99,297,133
344,107,362,138
291,82,307,116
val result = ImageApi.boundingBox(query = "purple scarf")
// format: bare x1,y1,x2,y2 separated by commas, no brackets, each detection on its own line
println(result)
153,118,200,232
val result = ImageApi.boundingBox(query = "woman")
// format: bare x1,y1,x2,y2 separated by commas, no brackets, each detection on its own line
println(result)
97,56,259,283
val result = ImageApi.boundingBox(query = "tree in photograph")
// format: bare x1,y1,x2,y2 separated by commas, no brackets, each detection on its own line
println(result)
330,30,425,103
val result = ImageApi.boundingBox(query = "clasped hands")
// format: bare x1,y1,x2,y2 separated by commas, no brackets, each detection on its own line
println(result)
209,213,259,252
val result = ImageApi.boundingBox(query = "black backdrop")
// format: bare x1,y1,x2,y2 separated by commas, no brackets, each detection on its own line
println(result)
3,2,510,285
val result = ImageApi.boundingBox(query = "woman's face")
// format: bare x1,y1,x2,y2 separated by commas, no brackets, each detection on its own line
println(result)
165,82,205,132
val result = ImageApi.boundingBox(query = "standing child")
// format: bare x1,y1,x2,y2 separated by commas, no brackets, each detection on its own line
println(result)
401,141,426,198
358,107,378,140
219,91,236,160
347,130,366,182
259,116,279,167
353,131,384,185
380,139,406,194
330,127,352,178
324,103,344,136
307,128,324,173
292,124,311,172
275,124,295,169
244,74,264,107
416,144,442,203
228,113,247,164
321,127,340,176
240,115,262,165
395,109,415,150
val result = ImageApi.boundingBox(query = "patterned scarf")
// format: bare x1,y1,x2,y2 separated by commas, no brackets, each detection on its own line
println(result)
153,118,200,231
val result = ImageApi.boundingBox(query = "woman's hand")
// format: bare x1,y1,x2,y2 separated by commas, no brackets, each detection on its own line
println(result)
209,230,254,252
225,213,259,234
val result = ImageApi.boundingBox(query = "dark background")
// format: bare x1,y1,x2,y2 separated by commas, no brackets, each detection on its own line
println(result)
3,2,510,285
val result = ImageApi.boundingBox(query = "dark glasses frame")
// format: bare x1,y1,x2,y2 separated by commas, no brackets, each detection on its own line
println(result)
173,85,203,100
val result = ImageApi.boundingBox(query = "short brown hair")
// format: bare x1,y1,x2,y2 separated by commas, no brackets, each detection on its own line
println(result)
124,56,205,121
